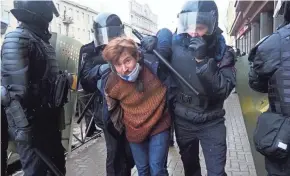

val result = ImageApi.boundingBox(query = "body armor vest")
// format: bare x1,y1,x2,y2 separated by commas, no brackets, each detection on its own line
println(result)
27,29,68,108
269,24,290,116
171,36,207,111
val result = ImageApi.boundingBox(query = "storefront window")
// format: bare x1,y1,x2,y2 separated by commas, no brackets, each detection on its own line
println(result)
245,32,248,54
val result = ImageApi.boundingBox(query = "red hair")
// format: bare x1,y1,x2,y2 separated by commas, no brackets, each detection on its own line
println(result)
102,37,139,64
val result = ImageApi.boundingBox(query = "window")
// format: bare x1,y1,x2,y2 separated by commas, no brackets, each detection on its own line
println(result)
245,32,248,54
78,28,80,38
58,24,61,34
69,8,73,16
77,11,79,20
87,14,90,23
82,12,84,19
71,27,75,37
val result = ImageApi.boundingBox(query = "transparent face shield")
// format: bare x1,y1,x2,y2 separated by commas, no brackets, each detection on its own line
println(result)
93,26,124,47
177,12,217,36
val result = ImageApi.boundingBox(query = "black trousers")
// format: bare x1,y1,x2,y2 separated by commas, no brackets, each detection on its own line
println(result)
16,110,66,176
1,106,8,176
175,118,227,176
265,154,290,176
103,128,134,176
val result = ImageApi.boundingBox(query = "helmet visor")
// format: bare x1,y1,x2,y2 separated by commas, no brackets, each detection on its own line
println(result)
93,26,124,47
46,0,59,17
177,12,217,36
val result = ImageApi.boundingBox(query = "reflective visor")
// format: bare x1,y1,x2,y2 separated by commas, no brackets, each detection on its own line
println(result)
94,26,124,47
177,12,217,36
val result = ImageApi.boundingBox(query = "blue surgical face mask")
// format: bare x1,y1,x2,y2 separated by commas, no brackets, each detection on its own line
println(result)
117,63,141,82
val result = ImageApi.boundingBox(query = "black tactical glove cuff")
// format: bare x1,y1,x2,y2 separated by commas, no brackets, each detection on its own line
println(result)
14,126,33,144
141,36,158,52
248,67,258,80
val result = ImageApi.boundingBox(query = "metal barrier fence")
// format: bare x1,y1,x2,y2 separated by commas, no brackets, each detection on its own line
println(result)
70,90,102,153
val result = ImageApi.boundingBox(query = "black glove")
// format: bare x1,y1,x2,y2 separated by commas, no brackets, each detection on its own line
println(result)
15,126,33,144
219,47,236,68
196,58,218,82
141,36,157,52
248,66,268,93
5,100,33,144
248,66,257,79
189,37,207,60
7,125,33,144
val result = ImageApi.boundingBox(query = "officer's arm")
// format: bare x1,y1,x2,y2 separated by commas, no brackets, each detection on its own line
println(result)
248,33,281,93
141,28,173,60
156,28,173,60
80,58,103,93
1,30,32,129
197,49,236,99
214,34,227,62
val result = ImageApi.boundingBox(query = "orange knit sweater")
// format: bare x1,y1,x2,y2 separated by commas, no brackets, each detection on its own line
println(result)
105,66,171,143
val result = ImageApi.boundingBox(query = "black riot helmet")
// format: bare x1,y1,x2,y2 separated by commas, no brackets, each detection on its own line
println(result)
11,0,59,25
274,0,290,22
177,0,219,36
92,13,125,47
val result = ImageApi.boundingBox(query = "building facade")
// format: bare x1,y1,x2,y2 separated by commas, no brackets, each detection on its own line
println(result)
129,0,158,36
1,0,18,37
0,0,98,44
51,0,98,44
90,0,158,42
225,1,236,47
228,0,284,55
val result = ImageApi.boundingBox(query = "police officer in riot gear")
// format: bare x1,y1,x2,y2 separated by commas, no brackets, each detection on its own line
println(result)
172,1,235,176
77,48,102,137
80,13,134,176
142,1,236,175
1,19,9,176
249,1,290,175
1,105,8,176
1,0,67,175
